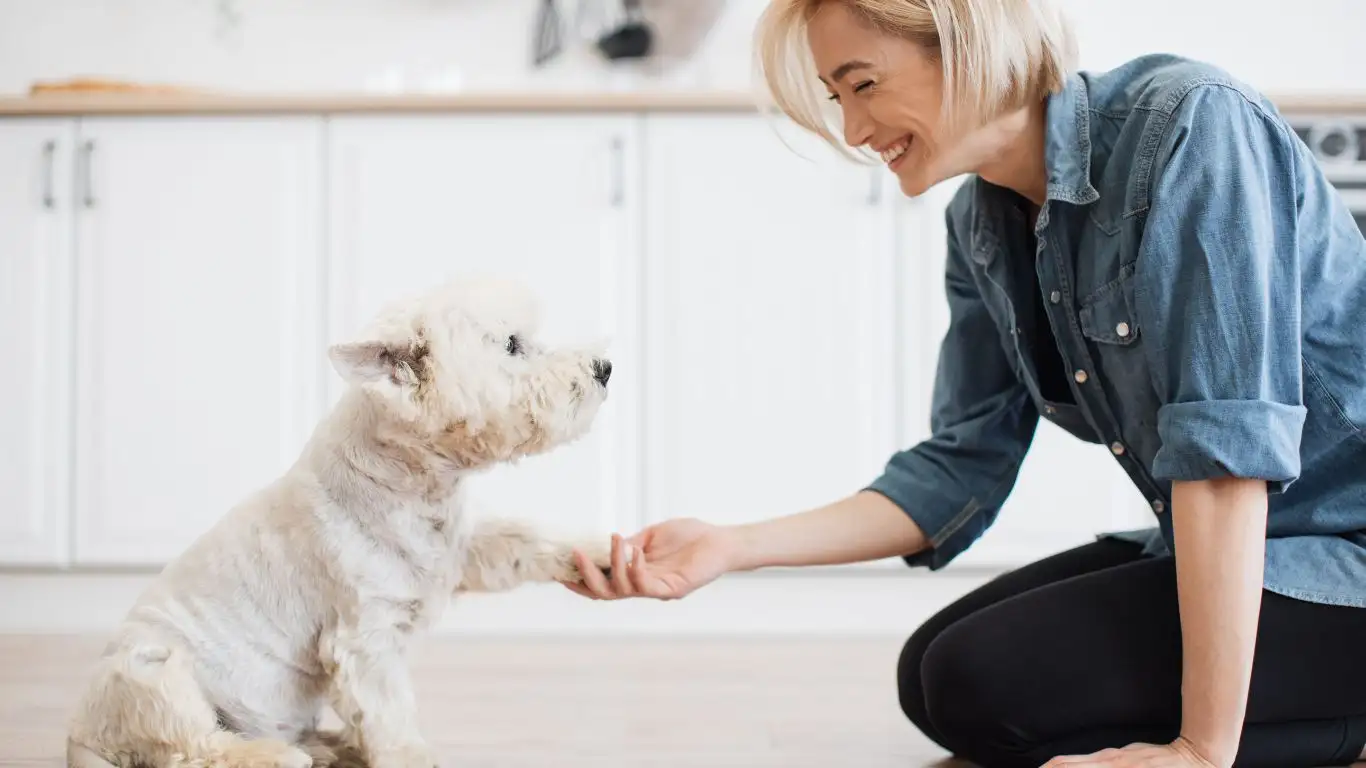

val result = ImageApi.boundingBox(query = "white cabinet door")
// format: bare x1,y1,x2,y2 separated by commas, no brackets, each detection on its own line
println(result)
641,114,899,532
328,115,640,537
952,421,1149,569
72,117,324,565
0,119,76,565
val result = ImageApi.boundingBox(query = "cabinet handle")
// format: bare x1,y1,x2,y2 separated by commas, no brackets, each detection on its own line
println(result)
80,139,96,208
867,167,883,206
41,140,56,209
609,135,624,208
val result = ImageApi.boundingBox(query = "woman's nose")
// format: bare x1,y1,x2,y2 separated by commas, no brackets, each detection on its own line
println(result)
841,106,875,149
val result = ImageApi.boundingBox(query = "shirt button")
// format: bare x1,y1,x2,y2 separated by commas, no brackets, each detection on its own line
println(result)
1151,499,1166,514
1110,442,1125,456
1115,322,1130,338
1049,291,1061,304
1073,369,1088,384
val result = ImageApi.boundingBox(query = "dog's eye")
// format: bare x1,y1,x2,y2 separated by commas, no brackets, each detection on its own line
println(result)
506,335,523,356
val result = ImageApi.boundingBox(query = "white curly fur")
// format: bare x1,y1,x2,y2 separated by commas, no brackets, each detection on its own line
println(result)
65,275,615,768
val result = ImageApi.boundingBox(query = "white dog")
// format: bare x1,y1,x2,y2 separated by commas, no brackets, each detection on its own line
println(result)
66,276,615,768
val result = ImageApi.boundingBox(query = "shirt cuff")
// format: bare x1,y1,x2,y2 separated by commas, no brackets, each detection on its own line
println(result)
863,468,993,571
1152,399,1306,492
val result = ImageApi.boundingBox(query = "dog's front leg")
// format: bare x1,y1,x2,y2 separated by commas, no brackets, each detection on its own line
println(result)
456,519,611,592
319,626,435,768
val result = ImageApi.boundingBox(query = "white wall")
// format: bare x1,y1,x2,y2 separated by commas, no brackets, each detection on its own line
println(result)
1,0,1363,96
0,0,1362,638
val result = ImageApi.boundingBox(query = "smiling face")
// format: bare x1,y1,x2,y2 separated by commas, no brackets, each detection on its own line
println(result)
807,3,974,197
757,0,1077,200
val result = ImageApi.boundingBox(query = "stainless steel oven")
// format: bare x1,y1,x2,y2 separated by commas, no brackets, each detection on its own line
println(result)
1290,116,1366,237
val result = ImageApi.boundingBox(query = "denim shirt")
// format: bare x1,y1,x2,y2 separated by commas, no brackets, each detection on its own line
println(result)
866,53,1366,609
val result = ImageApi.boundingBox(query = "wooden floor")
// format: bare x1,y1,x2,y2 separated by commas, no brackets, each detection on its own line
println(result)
0,635,956,767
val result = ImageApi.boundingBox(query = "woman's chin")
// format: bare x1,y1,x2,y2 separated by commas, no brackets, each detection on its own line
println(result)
894,169,934,199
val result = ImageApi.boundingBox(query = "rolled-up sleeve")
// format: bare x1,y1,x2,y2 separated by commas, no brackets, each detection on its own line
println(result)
1134,84,1307,491
865,201,1039,569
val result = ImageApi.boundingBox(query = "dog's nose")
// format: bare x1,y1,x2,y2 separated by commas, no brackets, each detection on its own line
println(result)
592,359,612,387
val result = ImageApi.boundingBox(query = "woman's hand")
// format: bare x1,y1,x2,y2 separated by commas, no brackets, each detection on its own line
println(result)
1042,737,1221,768
565,518,739,600
564,491,932,601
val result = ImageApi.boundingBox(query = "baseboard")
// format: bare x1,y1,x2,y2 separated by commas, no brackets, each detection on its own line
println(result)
0,567,997,636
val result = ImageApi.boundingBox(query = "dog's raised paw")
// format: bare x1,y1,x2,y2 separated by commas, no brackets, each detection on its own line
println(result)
564,539,614,582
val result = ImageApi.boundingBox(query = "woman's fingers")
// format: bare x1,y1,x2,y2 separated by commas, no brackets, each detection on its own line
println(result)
567,534,690,602
627,545,676,599
609,534,636,596
574,548,616,599
627,528,652,549
560,579,597,599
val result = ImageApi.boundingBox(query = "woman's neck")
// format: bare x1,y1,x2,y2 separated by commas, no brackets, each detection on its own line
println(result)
974,100,1049,208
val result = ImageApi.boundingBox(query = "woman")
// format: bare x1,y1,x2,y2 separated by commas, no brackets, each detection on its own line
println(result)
566,1,1366,766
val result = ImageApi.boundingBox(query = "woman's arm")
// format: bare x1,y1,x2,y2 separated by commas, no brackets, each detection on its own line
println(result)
726,490,929,571
1121,84,1309,767
1171,478,1268,768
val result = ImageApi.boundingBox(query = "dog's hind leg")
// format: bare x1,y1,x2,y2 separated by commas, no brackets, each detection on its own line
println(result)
297,730,367,768
67,636,313,768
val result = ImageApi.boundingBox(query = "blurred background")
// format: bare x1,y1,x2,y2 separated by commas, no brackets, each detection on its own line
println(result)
2,1,1365,764
1,0,1364,637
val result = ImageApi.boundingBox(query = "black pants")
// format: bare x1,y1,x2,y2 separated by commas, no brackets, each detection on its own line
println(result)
897,539,1366,768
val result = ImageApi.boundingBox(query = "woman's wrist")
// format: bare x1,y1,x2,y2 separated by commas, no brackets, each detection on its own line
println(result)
718,522,766,573
1175,731,1234,768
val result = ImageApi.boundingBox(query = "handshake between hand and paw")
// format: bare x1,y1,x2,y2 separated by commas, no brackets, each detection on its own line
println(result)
563,518,739,602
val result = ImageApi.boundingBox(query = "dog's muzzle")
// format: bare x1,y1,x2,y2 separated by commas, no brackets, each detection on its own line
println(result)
592,358,612,387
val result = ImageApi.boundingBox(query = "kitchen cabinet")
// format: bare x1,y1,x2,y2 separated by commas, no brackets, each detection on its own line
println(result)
0,119,76,565
327,114,642,537
953,420,1153,568
70,117,325,565
639,114,903,539
0,106,1148,578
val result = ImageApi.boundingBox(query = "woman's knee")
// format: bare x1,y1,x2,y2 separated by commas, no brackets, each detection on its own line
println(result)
894,619,938,734
916,615,1028,759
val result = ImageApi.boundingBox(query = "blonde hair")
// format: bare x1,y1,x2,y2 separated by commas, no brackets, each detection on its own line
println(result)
755,0,1077,151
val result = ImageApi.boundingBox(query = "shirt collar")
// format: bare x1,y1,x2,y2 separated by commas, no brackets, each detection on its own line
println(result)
1043,73,1100,206
967,73,1101,265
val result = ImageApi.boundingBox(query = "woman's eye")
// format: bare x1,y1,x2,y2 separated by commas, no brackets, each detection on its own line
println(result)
826,81,874,102
506,335,523,356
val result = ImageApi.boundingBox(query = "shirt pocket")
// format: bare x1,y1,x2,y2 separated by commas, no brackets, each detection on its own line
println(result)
1077,264,1155,424
1078,264,1141,346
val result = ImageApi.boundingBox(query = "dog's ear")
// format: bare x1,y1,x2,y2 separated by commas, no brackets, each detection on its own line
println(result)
328,337,428,387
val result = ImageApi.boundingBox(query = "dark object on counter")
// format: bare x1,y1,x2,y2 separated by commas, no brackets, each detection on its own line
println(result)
532,0,563,67
596,0,653,60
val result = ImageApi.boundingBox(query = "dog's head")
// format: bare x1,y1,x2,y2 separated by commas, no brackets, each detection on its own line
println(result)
327,276,611,470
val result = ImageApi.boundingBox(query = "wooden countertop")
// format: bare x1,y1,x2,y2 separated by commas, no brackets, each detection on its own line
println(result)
2,90,1366,116
0,90,771,116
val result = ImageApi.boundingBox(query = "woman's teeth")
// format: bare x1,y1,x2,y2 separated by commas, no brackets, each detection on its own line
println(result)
880,140,909,165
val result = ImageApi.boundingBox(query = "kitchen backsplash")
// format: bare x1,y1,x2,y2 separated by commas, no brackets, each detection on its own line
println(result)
0,0,1362,96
